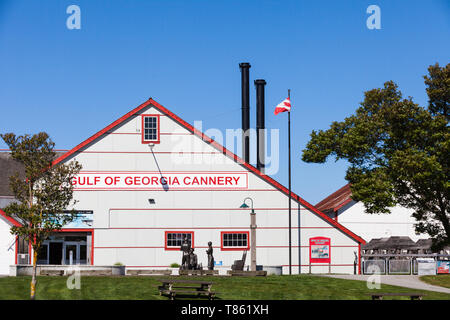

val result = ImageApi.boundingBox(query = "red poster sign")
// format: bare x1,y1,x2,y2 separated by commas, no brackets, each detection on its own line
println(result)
310,237,331,263
437,261,450,274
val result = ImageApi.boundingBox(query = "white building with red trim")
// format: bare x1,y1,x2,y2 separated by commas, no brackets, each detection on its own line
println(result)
1,98,366,275
0,209,19,275
316,184,429,242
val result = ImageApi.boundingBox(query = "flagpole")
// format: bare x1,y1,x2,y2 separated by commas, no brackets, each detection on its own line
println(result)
288,89,292,275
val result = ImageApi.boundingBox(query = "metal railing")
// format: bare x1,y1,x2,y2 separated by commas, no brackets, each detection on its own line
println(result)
388,260,411,274
363,260,386,274
361,254,450,275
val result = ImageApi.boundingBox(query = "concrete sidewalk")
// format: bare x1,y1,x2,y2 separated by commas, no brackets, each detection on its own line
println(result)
319,274,450,294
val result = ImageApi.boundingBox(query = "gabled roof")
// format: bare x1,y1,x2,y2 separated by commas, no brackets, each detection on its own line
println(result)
53,98,366,244
0,151,66,197
410,239,433,250
0,152,25,196
362,236,416,250
315,183,353,213
362,237,389,250
0,151,64,228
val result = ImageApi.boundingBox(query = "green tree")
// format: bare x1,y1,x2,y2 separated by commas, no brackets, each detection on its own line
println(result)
302,63,449,250
0,132,81,299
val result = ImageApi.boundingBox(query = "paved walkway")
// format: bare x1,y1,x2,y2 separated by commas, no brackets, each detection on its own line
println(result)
319,274,450,294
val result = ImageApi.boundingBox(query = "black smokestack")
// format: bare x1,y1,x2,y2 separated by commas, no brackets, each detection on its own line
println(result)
255,79,266,173
239,62,251,163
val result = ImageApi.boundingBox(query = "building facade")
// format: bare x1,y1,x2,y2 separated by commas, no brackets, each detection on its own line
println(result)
1,98,365,275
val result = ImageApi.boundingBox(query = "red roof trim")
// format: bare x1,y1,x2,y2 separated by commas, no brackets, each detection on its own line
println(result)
53,98,366,244
0,209,22,227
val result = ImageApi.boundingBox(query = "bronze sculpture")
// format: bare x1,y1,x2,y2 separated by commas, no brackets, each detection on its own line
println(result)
206,241,214,270
189,248,198,270
180,238,214,271
180,236,191,270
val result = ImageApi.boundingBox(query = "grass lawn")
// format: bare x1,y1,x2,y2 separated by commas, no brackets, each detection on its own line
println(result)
1,275,450,300
420,275,450,289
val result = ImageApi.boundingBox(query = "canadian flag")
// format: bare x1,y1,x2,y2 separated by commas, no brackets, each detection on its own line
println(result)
274,97,291,115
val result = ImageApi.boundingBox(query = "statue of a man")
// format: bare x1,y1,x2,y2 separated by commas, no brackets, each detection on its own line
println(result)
189,248,198,270
206,241,214,270
180,236,191,270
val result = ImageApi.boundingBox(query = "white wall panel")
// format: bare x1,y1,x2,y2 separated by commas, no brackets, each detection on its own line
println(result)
0,218,16,275
337,202,427,242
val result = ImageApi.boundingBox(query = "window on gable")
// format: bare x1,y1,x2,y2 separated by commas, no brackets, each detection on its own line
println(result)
142,115,160,144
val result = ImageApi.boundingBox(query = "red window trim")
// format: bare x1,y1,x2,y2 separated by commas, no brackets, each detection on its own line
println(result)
141,114,161,144
220,231,250,251
164,231,194,251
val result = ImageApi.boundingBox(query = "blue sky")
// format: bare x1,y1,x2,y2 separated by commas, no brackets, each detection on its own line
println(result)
0,0,449,204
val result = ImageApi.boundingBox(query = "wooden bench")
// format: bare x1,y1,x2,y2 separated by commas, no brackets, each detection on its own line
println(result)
368,293,426,300
157,278,216,300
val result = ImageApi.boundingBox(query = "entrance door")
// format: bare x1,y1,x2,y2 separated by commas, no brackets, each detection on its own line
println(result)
79,244,87,264
37,244,49,264
64,242,78,265
49,242,63,265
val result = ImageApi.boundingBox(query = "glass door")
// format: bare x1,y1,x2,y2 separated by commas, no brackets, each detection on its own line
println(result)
79,244,87,264
63,242,78,265
49,242,63,265
63,241,87,265
37,244,49,264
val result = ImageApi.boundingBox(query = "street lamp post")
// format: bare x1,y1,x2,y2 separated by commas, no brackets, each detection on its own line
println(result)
240,197,256,272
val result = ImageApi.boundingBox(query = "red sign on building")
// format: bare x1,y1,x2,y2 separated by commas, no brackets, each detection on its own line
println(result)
437,261,450,274
309,237,331,263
